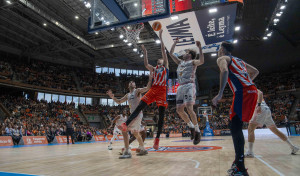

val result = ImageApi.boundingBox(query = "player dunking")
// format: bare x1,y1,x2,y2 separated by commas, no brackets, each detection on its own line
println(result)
119,29,169,150
245,89,299,157
107,73,152,158
212,41,259,176
169,38,204,145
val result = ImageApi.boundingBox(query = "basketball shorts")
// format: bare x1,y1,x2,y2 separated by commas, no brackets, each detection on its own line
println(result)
113,127,122,135
141,86,168,107
176,83,196,106
128,112,143,133
250,107,275,127
229,85,258,122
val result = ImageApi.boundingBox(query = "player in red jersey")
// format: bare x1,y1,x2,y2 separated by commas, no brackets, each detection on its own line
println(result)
212,41,259,176
119,29,168,150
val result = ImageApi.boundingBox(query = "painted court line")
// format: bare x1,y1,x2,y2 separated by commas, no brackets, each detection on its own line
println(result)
152,156,200,168
255,155,285,176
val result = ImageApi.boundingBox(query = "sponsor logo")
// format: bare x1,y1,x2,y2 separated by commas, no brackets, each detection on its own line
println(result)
247,90,257,94
132,145,222,153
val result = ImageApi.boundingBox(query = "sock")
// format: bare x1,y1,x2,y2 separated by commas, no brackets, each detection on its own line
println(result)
285,138,294,148
125,148,130,153
138,145,145,150
194,124,200,132
248,142,254,153
188,121,194,128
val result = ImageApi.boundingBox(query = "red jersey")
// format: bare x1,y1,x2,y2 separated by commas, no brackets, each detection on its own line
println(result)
152,65,169,87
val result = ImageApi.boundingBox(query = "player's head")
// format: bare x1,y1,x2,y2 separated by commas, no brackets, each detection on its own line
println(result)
128,81,136,89
122,109,127,116
183,49,196,61
157,58,164,66
67,116,71,121
218,41,234,56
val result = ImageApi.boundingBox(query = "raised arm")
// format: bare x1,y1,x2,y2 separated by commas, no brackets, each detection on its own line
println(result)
141,45,154,71
159,30,169,69
136,71,153,95
193,41,205,66
246,63,259,81
212,56,230,106
106,90,128,104
169,37,182,65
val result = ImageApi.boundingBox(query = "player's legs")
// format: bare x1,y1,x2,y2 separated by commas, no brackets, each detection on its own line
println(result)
269,126,299,154
133,131,148,155
230,115,246,171
140,130,146,142
108,131,119,149
129,134,136,145
176,105,194,128
119,131,131,159
153,106,165,150
245,123,258,157
186,104,201,145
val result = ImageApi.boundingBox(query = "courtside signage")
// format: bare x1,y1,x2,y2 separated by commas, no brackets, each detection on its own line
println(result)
0,136,14,146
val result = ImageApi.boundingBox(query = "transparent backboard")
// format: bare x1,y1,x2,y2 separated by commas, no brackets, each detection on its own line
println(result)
89,0,170,32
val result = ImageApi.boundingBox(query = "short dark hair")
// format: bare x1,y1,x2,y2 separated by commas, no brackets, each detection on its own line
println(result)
187,50,196,59
221,41,234,53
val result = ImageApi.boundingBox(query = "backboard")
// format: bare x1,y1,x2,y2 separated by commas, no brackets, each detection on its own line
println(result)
88,0,170,33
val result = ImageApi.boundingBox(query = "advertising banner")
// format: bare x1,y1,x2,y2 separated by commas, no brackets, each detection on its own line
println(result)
55,136,73,144
0,136,14,147
22,136,48,145
149,4,236,54
117,135,124,140
94,135,106,142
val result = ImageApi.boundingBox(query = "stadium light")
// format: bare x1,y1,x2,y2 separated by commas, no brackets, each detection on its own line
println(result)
127,26,131,29
101,17,104,20
111,44,114,47
128,43,132,46
140,54,143,58
273,18,279,22
134,3,138,7
280,5,285,10
95,32,98,35
43,23,47,27
266,28,269,31
123,39,128,43
6,0,11,4
209,8,217,13
267,32,272,37
119,34,124,39
211,53,217,57
171,15,179,20
276,13,282,17
235,26,240,31
85,2,91,8
263,37,268,40
155,40,161,44
75,16,79,19
105,22,110,25
233,40,238,44
133,48,138,52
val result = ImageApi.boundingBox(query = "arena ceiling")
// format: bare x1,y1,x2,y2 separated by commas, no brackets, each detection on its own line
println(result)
0,0,299,76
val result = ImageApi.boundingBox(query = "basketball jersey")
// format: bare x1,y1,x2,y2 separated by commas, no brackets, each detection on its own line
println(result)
260,100,269,109
115,114,127,126
176,60,196,85
152,65,168,87
228,56,255,92
127,89,142,114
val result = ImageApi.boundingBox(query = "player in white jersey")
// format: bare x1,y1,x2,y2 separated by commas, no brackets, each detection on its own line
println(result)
245,89,299,157
107,73,152,159
108,110,127,150
169,38,204,145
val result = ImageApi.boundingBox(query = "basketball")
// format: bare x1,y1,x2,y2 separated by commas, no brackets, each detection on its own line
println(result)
152,21,162,31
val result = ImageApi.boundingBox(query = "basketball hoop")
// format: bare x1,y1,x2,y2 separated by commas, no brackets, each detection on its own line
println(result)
118,23,144,46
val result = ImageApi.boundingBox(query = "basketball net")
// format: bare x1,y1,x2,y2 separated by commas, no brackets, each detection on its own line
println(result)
118,23,144,47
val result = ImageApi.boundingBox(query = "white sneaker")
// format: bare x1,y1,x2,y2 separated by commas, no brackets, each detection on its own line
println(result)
291,146,299,155
108,145,113,150
245,150,254,158
119,151,132,159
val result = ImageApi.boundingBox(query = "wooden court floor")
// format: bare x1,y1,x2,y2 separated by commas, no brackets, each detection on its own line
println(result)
0,136,299,176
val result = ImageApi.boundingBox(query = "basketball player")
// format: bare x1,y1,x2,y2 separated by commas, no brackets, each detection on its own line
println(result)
107,110,126,150
169,38,204,145
212,41,259,176
245,89,299,157
118,29,169,150
107,73,153,158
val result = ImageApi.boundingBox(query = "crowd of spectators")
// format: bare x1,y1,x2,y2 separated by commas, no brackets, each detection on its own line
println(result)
0,95,103,145
0,61,13,80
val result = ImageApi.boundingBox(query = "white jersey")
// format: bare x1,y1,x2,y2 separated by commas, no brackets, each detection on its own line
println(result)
127,89,142,114
115,114,127,126
260,100,269,109
177,60,197,85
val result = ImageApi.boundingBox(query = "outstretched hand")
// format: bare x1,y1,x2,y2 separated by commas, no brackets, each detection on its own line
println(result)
159,29,163,38
212,94,222,107
141,45,147,53
196,41,201,48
